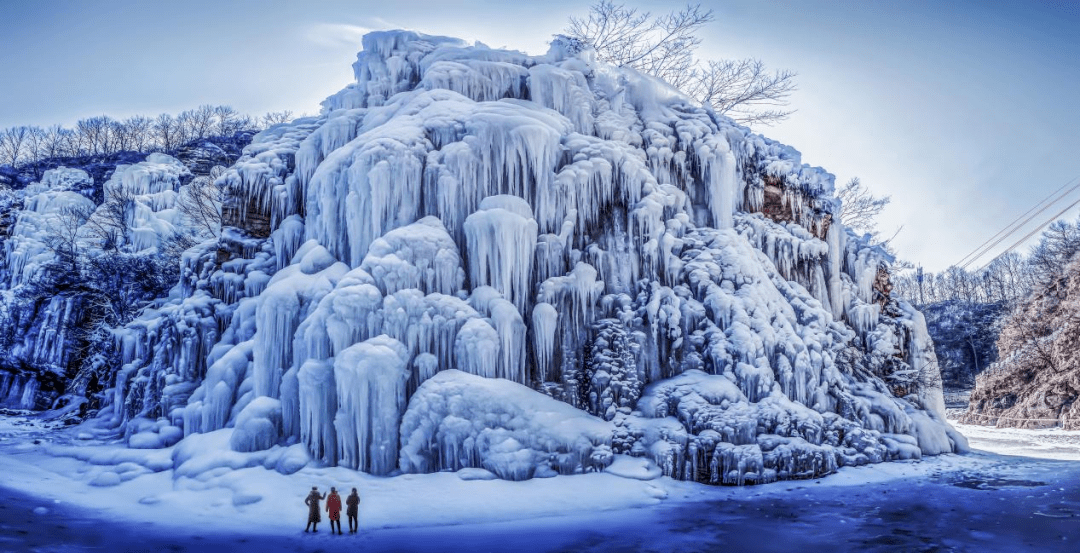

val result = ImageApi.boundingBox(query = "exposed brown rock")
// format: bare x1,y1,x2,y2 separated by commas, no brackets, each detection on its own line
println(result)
221,195,272,239
757,175,831,240
873,266,892,308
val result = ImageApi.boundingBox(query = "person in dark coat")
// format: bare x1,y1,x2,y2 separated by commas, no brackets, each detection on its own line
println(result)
326,486,343,535
304,486,326,533
346,487,360,533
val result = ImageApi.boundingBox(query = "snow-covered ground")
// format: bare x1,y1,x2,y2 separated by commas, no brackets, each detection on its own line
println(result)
1,412,1078,552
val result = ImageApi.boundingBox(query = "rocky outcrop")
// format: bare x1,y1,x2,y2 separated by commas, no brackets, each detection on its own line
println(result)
175,132,258,178
962,261,1080,429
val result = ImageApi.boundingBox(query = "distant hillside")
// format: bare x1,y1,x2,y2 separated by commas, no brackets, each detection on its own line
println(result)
0,132,256,202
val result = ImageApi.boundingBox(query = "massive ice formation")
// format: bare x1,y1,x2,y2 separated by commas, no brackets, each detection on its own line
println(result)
95,30,964,484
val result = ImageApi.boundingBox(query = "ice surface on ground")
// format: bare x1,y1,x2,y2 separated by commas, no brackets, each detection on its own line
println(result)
78,29,961,487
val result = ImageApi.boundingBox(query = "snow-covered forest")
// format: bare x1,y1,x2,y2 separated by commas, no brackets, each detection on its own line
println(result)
0,106,293,172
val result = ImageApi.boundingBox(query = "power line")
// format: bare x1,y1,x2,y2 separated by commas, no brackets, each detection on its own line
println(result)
960,182,1080,270
955,175,1080,269
974,195,1080,273
955,177,1078,267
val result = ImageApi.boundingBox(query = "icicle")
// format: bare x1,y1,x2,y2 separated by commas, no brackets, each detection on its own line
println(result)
454,318,500,379
532,302,558,382
463,196,538,315
360,216,465,296
470,289,528,384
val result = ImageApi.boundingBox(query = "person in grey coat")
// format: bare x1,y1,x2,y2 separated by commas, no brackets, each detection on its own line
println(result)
304,486,326,533
346,488,360,533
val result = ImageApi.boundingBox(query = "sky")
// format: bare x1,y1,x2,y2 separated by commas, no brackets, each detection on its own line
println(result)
1,0,1077,272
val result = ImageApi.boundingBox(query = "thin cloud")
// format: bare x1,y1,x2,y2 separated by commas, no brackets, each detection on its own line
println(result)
305,19,397,48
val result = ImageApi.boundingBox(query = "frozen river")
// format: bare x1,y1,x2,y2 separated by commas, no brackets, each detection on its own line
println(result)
1,413,1078,552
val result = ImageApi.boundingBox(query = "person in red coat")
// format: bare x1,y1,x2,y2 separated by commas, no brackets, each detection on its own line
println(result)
326,487,343,535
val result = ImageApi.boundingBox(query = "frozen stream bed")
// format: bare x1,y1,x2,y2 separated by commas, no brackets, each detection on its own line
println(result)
0,411,1077,552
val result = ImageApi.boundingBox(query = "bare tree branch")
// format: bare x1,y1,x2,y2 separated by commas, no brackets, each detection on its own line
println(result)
260,110,294,127
44,203,94,267
0,126,30,167
836,177,891,235
82,186,137,251
565,1,797,125
178,165,225,238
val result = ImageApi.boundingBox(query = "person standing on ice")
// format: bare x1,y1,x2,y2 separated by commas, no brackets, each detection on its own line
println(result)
346,488,360,534
326,486,343,535
304,486,326,532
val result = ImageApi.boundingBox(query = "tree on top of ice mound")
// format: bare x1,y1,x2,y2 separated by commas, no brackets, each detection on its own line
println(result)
104,29,965,486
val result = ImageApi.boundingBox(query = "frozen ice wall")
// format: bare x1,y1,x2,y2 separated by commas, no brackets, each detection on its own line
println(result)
99,30,964,484
0,156,201,409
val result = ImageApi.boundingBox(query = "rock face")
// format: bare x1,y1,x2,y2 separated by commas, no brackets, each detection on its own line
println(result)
962,265,1080,429
176,133,256,178
921,301,1005,389
102,30,963,483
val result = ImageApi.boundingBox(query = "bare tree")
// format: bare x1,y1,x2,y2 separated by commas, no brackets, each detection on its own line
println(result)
123,116,154,152
24,126,47,172
1027,219,1080,286
83,187,137,251
565,1,797,126
109,119,131,152
75,116,117,156
836,177,891,235
153,113,179,152
44,203,95,268
178,165,225,238
260,110,294,127
38,125,71,160
689,59,798,126
184,105,216,140
0,125,30,167
212,105,239,136
566,1,712,90
175,110,197,145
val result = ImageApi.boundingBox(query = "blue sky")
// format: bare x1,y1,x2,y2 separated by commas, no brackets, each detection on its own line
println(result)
1,0,1077,272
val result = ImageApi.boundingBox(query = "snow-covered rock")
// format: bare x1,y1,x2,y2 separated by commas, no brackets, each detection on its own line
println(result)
400,370,613,480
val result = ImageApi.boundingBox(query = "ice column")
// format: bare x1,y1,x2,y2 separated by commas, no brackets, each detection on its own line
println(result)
333,335,410,474
299,359,338,464
454,318,501,379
